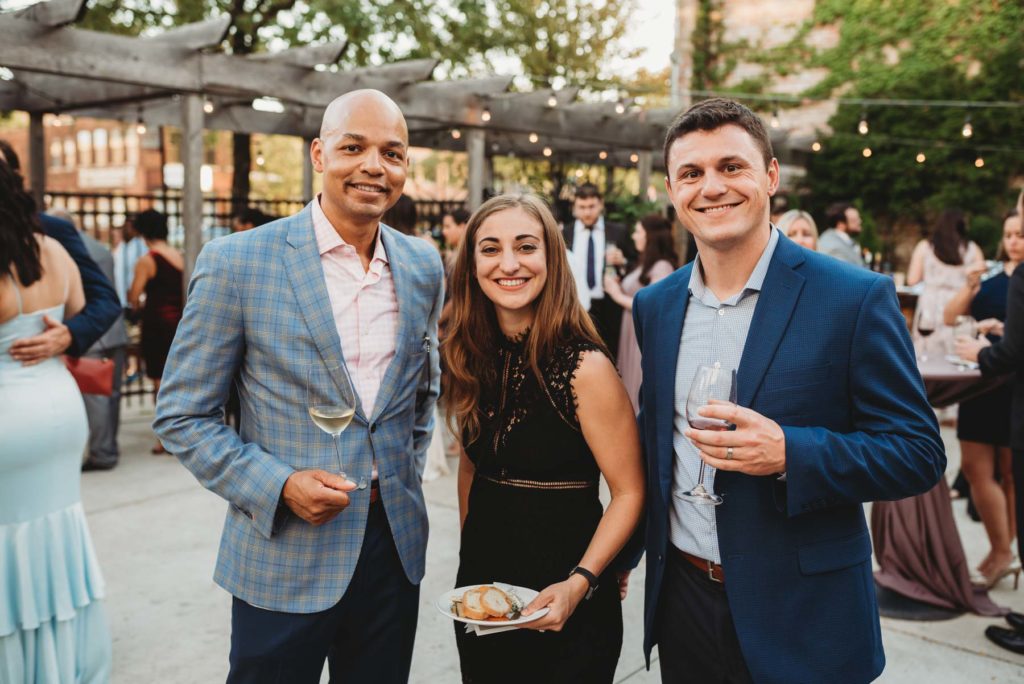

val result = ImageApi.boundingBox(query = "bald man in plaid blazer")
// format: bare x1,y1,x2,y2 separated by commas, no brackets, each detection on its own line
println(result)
154,91,443,683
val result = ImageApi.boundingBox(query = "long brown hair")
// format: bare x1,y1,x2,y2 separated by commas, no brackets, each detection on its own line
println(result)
442,193,604,442
636,213,679,285
930,209,968,266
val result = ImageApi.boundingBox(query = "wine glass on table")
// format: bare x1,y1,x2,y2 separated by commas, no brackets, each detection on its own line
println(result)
914,303,939,362
307,365,367,490
676,363,737,506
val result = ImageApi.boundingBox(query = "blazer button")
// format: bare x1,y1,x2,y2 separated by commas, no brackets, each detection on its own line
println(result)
369,423,377,434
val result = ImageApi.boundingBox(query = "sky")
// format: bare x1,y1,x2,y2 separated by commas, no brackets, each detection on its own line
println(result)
621,0,675,75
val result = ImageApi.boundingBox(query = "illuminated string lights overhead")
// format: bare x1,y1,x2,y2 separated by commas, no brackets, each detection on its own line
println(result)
916,152,926,163
975,157,985,168
542,146,553,157
203,99,214,114
629,153,639,164
961,117,973,138
811,141,822,152
598,150,608,160
857,110,869,135
546,94,558,108
451,129,462,140
481,107,491,123
862,147,872,158
528,132,539,144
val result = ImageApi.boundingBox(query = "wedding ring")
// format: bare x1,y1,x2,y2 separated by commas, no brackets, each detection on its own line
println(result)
726,447,734,460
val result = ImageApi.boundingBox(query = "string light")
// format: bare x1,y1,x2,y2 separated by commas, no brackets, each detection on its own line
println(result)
451,129,462,140
975,157,985,168
481,107,491,123
862,147,872,158
528,132,539,143
542,146,553,157
770,108,780,129
255,149,265,167
858,110,869,135
547,94,558,108
614,100,626,115
629,153,639,164
574,169,584,178
961,117,973,138
916,152,926,163
811,141,822,152
203,100,215,114
598,150,608,160
135,117,146,135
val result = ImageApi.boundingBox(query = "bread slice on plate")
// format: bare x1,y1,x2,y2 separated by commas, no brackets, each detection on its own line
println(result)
461,587,489,620
480,586,512,618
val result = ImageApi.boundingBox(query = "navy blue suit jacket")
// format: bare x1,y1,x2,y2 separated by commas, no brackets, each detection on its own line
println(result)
632,234,945,683
39,213,120,356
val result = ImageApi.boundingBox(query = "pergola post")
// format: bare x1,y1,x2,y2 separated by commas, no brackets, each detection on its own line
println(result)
637,151,652,200
466,128,485,210
180,93,204,294
604,164,615,197
28,111,45,208
302,137,315,203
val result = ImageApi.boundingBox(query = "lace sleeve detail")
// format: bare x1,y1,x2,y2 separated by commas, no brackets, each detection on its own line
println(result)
540,339,606,431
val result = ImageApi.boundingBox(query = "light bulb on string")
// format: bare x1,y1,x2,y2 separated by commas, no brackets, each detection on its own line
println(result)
811,141,822,152
135,118,147,135
528,132,539,144
975,157,985,168
255,149,265,167
481,108,491,123
614,100,626,115
542,146,553,157
862,147,872,158
598,150,608,160
629,153,639,164
857,113,869,136
916,152,926,163
547,94,558,108
451,129,462,140
203,100,215,114
962,117,973,138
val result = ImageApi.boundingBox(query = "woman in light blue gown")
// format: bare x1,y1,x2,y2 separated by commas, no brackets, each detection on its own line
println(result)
0,158,111,683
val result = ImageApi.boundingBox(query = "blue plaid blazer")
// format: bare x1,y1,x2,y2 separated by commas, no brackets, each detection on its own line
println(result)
154,204,443,613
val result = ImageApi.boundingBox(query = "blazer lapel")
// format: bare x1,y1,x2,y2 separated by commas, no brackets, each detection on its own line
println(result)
736,237,806,407
369,225,414,422
654,266,692,502
283,205,361,417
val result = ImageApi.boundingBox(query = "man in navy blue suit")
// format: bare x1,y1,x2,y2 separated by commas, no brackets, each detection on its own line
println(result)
0,140,120,362
630,99,945,682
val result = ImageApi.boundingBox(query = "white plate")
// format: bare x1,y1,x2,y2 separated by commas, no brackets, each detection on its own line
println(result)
436,583,549,626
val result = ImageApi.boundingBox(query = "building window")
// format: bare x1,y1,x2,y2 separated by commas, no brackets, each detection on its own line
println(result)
110,128,124,164
49,140,62,169
93,128,109,166
77,130,92,166
63,138,76,169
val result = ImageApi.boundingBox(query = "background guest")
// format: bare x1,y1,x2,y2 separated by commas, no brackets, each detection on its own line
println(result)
441,207,471,271
946,209,1022,587
776,209,819,251
128,209,183,454
818,201,867,267
0,139,120,364
603,213,678,413
0,156,111,682
907,209,984,355
383,193,418,235
232,206,272,233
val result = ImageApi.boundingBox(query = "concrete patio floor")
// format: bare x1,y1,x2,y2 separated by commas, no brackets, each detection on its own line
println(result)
82,403,1024,683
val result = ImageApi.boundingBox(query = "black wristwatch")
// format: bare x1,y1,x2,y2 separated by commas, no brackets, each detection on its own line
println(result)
568,565,599,600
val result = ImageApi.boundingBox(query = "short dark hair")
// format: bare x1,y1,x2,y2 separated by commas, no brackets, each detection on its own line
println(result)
0,139,20,172
573,183,602,202
235,207,271,228
663,98,774,174
825,202,853,229
134,208,169,241
445,207,471,225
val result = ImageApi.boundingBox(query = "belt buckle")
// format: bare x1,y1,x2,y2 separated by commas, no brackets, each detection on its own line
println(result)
707,560,722,584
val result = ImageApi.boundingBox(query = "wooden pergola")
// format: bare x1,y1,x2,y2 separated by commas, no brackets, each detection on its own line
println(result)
0,0,673,281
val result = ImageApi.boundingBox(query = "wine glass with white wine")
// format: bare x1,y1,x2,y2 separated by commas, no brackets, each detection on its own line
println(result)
307,365,366,489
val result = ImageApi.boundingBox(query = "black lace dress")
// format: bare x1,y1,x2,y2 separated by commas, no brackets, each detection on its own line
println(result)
455,334,623,684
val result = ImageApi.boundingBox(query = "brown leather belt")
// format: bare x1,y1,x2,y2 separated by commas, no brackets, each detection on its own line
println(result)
673,546,725,584
369,480,380,505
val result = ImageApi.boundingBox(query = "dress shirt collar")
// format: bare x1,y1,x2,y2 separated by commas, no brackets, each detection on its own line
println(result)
312,194,389,266
574,215,605,235
688,225,780,306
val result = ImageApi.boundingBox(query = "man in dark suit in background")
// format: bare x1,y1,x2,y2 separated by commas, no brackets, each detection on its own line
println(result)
0,140,120,363
561,183,632,357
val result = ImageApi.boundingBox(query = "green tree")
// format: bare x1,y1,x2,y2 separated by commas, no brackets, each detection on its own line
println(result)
765,0,1024,260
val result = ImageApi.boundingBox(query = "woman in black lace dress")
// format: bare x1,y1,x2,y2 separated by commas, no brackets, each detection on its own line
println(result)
443,194,645,683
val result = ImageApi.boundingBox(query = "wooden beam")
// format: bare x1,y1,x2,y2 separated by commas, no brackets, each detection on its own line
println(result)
180,94,204,292
248,41,347,68
28,111,45,208
146,16,230,51
13,0,86,27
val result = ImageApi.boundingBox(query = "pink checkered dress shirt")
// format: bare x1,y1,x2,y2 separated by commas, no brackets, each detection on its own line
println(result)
311,196,398,419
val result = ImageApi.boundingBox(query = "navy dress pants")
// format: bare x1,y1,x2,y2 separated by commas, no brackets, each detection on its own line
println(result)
226,500,420,684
